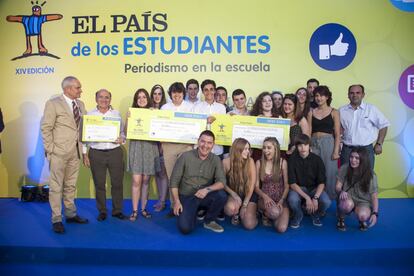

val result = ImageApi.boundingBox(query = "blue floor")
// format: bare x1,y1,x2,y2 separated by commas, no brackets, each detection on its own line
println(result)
1,198,414,274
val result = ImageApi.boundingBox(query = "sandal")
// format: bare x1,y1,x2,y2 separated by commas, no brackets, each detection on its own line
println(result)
336,217,346,231
262,215,271,227
153,201,166,212
359,221,368,231
129,210,138,222
231,214,240,226
141,209,152,219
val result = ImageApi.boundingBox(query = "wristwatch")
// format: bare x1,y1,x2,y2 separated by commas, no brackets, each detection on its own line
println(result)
372,211,378,217
375,142,382,147
312,195,319,200
206,187,212,193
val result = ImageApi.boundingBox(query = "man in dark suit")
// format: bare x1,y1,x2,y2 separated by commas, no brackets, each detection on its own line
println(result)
41,76,89,234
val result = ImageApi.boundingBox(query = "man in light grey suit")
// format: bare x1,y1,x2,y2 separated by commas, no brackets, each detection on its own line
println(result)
41,76,89,233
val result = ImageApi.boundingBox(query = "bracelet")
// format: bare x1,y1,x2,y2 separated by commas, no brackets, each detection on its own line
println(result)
371,211,378,218
242,202,248,207
312,195,319,200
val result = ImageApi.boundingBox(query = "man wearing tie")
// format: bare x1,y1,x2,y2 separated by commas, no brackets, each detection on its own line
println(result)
41,76,89,234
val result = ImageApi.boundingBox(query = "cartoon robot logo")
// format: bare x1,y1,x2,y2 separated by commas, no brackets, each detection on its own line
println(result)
218,124,225,132
135,118,143,127
6,1,63,60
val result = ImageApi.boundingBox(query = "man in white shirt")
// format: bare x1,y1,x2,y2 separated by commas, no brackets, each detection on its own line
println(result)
228,89,249,115
339,84,390,170
185,79,201,106
161,82,194,218
193,79,226,159
215,86,231,113
82,89,126,221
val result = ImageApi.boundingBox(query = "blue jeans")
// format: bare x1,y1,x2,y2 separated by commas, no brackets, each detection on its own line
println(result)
177,190,227,234
340,144,374,171
287,187,331,225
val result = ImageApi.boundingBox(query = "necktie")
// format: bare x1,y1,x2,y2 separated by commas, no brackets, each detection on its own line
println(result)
72,100,80,128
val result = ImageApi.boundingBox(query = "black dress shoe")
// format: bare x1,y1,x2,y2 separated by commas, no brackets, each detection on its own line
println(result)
112,213,126,220
52,222,65,234
97,213,107,221
66,215,89,224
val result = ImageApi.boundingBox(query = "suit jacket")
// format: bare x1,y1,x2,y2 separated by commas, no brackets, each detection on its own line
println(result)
41,95,86,158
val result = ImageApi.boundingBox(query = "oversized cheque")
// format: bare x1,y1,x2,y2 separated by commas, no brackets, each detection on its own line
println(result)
82,115,121,142
127,108,208,144
211,114,291,150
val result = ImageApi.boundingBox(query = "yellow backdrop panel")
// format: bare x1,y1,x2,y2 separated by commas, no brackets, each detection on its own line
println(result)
0,0,413,199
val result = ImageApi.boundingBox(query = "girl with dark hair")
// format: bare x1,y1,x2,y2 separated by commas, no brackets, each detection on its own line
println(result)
250,92,279,117
295,87,311,122
271,91,283,117
150,84,167,109
250,92,279,161
309,85,340,199
222,138,257,229
255,137,289,233
335,147,379,231
127,88,159,221
281,94,310,155
150,84,168,212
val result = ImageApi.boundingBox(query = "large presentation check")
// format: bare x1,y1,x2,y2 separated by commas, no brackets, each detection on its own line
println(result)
126,108,208,144
82,115,121,142
211,115,291,150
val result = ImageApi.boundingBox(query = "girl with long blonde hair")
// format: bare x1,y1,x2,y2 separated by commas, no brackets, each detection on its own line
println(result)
255,137,289,233
222,138,257,229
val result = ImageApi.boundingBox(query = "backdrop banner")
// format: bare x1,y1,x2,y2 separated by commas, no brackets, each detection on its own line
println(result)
0,0,413,199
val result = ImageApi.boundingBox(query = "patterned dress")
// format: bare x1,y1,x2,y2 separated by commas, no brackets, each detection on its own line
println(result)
261,172,284,203
128,140,159,175
289,124,302,149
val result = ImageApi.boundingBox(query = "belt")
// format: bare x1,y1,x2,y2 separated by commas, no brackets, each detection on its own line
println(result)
91,147,118,152
312,132,333,138
343,144,372,148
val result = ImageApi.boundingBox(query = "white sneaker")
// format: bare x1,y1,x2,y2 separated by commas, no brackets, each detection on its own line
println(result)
289,222,300,229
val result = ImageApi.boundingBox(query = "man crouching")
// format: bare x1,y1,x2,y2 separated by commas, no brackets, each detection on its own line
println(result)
170,130,227,234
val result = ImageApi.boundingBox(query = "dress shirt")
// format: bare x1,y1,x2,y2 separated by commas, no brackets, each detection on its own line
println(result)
169,149,226,196
192,101,226,155
161,101,193,112
82,108,125,153
63,94,80,113
339,101,390,146
288,151,326,190
186,98,201,107
227,106,249,115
